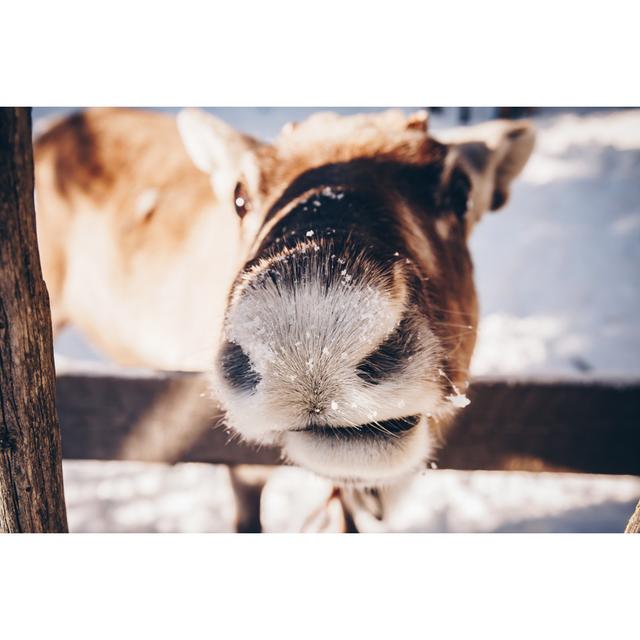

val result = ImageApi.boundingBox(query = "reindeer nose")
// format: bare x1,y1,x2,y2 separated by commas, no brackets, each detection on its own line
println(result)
219,341,261,393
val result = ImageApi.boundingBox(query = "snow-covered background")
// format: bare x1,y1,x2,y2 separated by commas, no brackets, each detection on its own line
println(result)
33,107,640,532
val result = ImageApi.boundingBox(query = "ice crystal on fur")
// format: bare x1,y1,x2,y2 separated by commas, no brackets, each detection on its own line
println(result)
446,393,471,408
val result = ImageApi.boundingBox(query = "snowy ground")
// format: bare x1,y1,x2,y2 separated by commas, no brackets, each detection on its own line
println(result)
469,109,640,377
63,462,640,533
33,107,640,532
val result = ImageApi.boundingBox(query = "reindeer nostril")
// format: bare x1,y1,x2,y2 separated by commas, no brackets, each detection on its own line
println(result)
356,317,417,384
219,341,261,393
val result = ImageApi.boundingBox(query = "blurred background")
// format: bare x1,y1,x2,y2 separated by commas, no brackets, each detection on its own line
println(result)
33,107,640,532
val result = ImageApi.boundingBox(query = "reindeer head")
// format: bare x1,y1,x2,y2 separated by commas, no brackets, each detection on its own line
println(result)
179,109,535,487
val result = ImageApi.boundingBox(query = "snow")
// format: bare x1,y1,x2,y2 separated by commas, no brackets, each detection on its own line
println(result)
64,461,237,533
446,393,471,408
260,467,640,533
468,109,640,377
63,462,636,533
34,107,640,532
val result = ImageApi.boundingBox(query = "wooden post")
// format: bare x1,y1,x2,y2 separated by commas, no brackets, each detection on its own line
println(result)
0,107,68,532
625,499,640,534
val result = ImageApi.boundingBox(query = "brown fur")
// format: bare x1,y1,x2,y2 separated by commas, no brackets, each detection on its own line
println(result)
241,113,480,393
256,111,445,207
34,109,238,367
34,108,533,380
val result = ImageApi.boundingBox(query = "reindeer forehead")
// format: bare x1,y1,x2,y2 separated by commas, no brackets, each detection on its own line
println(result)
276,109,425,148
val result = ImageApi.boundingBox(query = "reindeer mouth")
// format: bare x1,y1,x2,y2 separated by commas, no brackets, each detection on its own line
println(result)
294,415,420,443
283,413,429,485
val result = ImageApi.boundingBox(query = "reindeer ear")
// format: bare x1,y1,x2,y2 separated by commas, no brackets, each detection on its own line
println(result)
438,119,536,229
486,121,536,210
177,108,247,173
177,108,260,200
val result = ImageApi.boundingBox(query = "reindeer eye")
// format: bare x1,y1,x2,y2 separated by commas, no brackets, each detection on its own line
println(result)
234,182,251,219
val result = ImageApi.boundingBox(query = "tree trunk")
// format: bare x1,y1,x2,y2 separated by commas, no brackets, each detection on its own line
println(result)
0,107,68,532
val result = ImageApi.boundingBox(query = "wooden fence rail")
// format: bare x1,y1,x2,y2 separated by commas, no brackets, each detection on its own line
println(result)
55,369,640,476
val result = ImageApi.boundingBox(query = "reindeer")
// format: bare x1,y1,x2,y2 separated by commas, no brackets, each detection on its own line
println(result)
34,108,535,524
